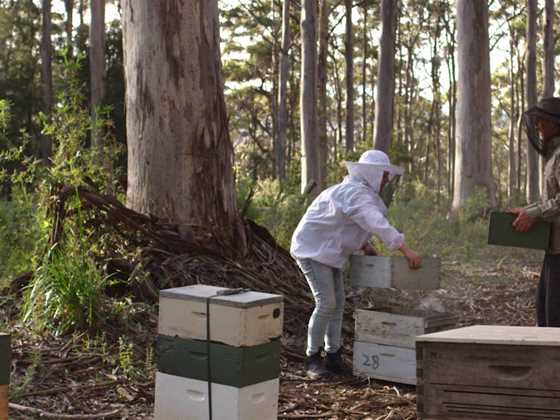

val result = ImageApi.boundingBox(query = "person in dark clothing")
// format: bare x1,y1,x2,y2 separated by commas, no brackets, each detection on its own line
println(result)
510,97,560,326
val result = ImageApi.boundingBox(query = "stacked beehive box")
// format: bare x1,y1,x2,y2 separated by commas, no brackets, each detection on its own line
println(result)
350,255,456,385
154,285,283,420
417,326,560,419
0,334,9,420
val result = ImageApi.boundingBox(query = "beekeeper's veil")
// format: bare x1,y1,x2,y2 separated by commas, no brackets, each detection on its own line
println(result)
524,97,560,156
345,150,404,206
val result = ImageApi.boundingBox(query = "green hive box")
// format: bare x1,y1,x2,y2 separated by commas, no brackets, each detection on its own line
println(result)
0,334,10,385
156,335,280,388
488,211,551,250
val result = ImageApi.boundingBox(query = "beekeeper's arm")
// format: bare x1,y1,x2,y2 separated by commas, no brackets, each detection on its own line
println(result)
343,193,422,268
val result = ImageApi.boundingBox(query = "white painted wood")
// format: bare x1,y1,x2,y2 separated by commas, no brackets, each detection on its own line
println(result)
158,285,283,347
154,372,279,420
350,255,441,290
353,341,416,385
417,325,560,346
354,309,457,348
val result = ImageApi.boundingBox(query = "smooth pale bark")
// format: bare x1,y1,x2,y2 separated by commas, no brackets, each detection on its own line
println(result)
90,0,106,148
300,0,320,196
373,0,397,152
317,0,329,189
276,0,290,182
543,0,555,97
452,0,496,211
345,0,354,152
508,35,518,201
526,0,539,202
444,14,457,197
40,0,53,163
122,0,238,230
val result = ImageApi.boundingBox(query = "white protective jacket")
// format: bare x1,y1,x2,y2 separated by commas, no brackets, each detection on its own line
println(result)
290,153,405,269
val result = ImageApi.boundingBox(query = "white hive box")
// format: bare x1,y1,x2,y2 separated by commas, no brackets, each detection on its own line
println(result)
350,255,441,290
158,285,283,347
354,309,457,348
353,308,456,385
154,372,279,420
353,341,416,385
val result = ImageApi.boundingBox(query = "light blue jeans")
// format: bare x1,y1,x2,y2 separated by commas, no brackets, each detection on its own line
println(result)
296,258,345,356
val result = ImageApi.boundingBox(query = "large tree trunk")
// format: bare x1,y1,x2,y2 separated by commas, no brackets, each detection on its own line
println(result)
317,0,329,189
373,0,397,152
40,0,53,164
300,0,320,196
122,0,238,233
90,0,106,148
508,34,518,202
345,0,354,152
526,0,540,202
276,0,291,182
543,0,555,97
452,0,496,211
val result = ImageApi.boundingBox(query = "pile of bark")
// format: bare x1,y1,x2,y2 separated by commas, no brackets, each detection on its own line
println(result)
44,186,314,336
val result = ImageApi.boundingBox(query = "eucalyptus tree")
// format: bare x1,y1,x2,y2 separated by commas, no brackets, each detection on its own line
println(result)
40,0,53,163
90,0,105,148
526,0,539,202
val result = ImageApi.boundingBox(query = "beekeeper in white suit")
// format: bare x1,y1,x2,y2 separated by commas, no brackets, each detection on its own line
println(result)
290,149,422,379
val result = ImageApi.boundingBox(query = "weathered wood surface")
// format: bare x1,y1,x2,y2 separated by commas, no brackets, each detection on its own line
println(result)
488,211,551,250
416,325,560,345
154,372,279,420
156,335,280,387
353,341,416,385
355,309,457,348
350,255,441,290
417,332,560,420
158,285,283,347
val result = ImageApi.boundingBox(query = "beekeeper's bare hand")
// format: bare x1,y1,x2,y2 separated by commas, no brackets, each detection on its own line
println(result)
399,244,422,270
511,208,535,233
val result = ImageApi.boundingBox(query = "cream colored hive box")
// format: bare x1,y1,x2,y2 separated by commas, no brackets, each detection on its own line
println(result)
353,309,456,385
154,372,279,420
417,326,560,420
158,285,283,347
350,255,441,290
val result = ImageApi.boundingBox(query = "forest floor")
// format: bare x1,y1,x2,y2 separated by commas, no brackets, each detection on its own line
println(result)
1,250,542,419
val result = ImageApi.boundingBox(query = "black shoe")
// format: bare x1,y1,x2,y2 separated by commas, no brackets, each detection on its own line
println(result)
326,349,350,375
306,352,327,379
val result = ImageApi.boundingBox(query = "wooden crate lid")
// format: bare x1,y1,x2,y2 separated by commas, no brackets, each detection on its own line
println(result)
417,325,560,346
160,284,283,308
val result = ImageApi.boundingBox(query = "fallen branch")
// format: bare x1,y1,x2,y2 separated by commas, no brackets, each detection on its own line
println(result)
9,403,121,419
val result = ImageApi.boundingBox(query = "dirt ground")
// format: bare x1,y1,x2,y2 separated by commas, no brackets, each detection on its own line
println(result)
2,253,543,419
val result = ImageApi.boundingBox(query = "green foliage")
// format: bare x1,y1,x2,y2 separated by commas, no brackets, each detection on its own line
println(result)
22,245,112,335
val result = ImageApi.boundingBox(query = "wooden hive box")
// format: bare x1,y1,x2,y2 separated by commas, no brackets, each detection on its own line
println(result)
156,335,280,387
349,255,441,290
488,211,551,250
416,325,560,420
154,372,279,420
353,309,457,385
158,285,283,347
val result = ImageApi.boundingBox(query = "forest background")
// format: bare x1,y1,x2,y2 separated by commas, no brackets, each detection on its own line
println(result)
0,0,553,345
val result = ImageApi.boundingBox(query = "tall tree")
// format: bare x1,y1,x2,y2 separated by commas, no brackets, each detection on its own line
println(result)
543,0,555,97
345,0,354,152
90,0,106,148
526,0,539,202
276,0,291,182
122,0,239,233
40,0,53,163
300,0,320,195
64,0,74,55
452,0,496,210
361,2,368,144
317,0,330,188
373,0,397,152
